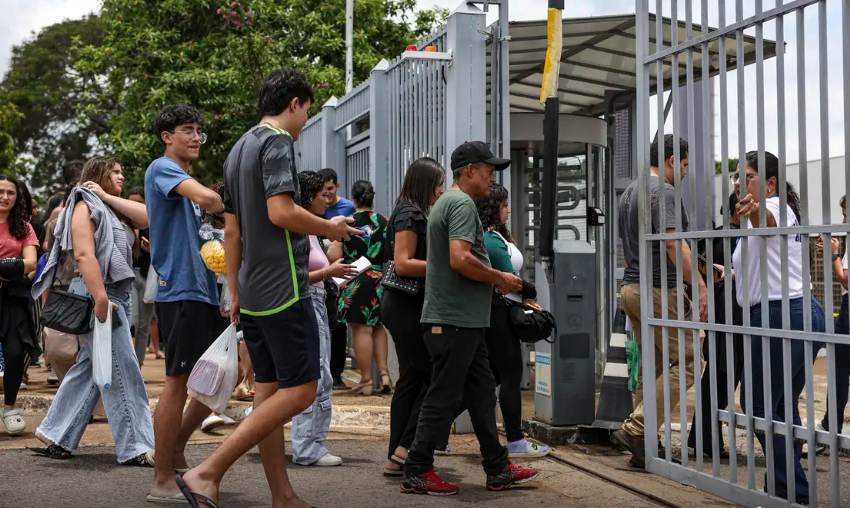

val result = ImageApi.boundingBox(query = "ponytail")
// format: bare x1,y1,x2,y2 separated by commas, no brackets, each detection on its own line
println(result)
784,182,802,225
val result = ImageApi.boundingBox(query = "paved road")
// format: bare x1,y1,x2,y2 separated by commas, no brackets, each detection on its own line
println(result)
0,438,661,508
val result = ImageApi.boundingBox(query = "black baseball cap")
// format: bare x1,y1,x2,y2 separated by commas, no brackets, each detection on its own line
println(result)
450,141,511,171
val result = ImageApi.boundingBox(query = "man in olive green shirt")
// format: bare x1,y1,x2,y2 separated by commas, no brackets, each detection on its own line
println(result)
402,141,538,496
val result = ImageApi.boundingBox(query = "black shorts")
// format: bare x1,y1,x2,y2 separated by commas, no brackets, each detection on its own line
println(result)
241,298,320,388
156,300,229,377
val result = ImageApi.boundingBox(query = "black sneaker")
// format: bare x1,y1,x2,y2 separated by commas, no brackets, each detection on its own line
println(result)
332,380,351,391
486,462,539,491
400,469,459,496
613,429,646,468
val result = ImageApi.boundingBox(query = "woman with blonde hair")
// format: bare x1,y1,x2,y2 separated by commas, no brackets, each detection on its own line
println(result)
31,156,155,465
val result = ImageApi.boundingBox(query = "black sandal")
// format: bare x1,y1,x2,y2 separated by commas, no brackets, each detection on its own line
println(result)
176,474,220,508
30,444,73,460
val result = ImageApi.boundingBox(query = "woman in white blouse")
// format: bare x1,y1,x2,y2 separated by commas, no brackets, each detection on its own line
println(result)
732,150,826,505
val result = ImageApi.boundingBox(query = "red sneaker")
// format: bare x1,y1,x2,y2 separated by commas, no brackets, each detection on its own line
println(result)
400,469,459,496
486,462,539,491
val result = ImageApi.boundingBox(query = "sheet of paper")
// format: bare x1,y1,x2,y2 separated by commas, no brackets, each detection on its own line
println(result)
332,256,371,287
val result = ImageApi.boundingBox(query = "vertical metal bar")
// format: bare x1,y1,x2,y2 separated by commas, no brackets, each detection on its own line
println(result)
796,7,817,507
638,0,660,468
656,0,672,464
716,0,737,484
700,0,718,479
772,2,796,503
817,2,840,505
753,0,775,498
684,0,699,472
734,0,756,491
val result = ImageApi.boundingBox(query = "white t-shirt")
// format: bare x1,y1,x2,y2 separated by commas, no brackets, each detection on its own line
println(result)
843,249,849,296
491,231,525,303
732,196,804,307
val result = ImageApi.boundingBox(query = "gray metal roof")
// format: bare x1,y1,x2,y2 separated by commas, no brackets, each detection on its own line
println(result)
487,13,777,116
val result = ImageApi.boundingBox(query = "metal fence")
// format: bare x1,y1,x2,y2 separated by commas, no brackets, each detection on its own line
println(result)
294,24,454,217
634,1,850,507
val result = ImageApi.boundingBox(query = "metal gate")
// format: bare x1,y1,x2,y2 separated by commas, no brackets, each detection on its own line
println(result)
634,1,850,507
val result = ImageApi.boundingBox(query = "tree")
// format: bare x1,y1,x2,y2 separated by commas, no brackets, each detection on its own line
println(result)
0,102,24,174
74,0,447,187
715,158,739,175
0,16,106,190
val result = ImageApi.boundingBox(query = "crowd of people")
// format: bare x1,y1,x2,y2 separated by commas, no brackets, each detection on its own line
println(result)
0,67,550,506
4,67,847,508
616,134,847,506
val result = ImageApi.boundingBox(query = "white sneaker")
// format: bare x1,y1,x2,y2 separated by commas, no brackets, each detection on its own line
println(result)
19,382,28,390
47,371,59,385
200,414,225,433
219,413,236,425
313,453,343,466
507,439,551,458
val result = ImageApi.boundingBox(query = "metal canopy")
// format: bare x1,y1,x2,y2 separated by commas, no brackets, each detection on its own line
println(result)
487,13,777,116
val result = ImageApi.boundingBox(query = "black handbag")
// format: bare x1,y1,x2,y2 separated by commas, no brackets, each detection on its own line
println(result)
381,260,421,295
505,299,556,344
381,208,422,295
41,289,94,335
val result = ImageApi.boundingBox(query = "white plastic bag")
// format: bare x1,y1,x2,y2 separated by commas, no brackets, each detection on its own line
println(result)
188,324,239,413
92,308,113,390
143,268,158,304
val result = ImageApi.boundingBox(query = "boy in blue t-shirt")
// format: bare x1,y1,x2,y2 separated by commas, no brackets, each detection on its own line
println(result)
318,168,355,219
145,104,228,503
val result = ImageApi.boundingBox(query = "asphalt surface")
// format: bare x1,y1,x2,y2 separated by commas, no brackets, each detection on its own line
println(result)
0,438,664,508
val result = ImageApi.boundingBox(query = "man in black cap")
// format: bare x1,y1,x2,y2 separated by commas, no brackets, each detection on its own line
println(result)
401,141,538,496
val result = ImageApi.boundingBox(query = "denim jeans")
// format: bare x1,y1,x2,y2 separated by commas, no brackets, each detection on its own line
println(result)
37,278,154,463
822,294,850,433
291,286,333,465
740,296,826,506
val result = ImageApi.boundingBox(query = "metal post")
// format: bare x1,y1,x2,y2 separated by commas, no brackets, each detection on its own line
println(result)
369,59,390,216
320,97,346,192
345,0,354,94
444,2,488,188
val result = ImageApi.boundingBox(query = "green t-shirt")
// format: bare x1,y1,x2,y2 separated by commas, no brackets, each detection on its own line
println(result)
421,189,493,328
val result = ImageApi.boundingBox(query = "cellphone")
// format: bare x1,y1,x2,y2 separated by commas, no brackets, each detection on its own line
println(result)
112,306,123,329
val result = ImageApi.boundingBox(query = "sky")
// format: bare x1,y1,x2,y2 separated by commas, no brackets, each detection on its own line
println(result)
1,0,847,165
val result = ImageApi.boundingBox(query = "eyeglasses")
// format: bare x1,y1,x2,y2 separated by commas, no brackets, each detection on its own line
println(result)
730,172,757,183
170,130,207,145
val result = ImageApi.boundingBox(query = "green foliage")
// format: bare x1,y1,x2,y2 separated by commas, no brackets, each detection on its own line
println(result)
0,16,106,188
715,158,739,175
71,0,447,188
0,102,24,175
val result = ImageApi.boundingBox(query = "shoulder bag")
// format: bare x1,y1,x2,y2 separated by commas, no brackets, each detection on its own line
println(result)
381,206,422,295
42,288,94,335
503,297,557,344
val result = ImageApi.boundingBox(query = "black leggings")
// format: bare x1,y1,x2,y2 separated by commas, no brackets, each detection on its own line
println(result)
485,303,525,443
383,291,429,458
2,333,27,407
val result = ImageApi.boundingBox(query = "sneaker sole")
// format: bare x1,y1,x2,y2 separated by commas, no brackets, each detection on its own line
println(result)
200,420,225,432
509,451,551,459
513,472,539,485
400,486,458,496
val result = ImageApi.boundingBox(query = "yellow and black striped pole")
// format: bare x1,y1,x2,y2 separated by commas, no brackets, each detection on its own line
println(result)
538,0,563,258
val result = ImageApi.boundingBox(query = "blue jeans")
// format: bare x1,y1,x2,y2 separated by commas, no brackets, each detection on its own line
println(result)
291,286,333,465
741,296,825,506
37,278,154,462
822,294,850,433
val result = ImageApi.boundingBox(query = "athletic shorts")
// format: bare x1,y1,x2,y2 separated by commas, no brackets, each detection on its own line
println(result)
156,300,229,377
241,298,320,388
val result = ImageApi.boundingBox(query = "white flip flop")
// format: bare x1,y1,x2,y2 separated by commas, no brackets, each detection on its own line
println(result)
2,409,26,435
146,493,189,504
